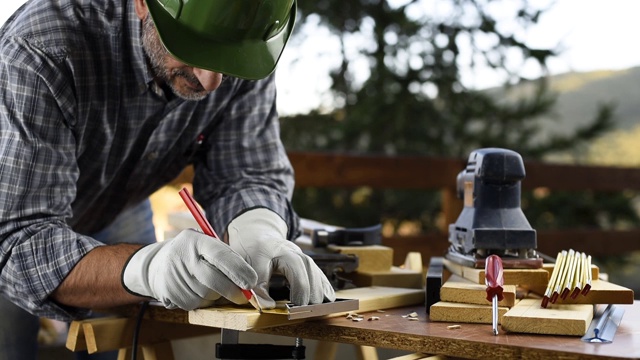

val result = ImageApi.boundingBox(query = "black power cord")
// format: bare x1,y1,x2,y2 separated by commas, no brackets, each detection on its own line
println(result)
131,301,149,360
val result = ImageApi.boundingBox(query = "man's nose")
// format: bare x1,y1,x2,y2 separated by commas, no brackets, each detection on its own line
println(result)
193,68,222,91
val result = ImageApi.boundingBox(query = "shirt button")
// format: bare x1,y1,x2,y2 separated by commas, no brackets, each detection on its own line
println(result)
146,152,158,161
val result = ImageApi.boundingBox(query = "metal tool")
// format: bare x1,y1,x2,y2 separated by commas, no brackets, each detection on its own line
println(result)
425,256,444,315
446,148,543,269
485,254,504,335
303,223,382,248
217,329,306,359
582,304,625,343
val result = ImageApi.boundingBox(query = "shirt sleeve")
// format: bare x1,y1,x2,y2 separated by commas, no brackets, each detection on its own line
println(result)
0,37,103,321
192,75,300,240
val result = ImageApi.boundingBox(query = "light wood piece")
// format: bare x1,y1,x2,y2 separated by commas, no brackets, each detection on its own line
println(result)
501,298,593,336
429,301,509,324
189,286,425,331
343,266,423,289
440,274,516,307
443,258,549,286
327,245,394,272
522,279,634,305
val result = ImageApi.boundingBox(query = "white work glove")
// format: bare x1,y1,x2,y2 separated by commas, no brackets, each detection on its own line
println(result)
122,229,258,310
227,208,336,308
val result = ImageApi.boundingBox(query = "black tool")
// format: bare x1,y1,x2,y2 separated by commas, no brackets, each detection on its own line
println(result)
447,148,542,269
308,224,382,247
217,329,305,359
425,257,444,315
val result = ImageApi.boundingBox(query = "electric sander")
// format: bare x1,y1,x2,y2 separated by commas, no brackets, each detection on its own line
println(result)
446,148,543,269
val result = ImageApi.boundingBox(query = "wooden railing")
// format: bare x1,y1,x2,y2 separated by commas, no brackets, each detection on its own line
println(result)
288,152,640,265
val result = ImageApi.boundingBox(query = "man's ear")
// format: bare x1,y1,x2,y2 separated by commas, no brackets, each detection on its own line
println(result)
133,0,149,20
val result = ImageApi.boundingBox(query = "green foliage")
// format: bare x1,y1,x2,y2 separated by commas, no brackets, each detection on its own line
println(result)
281,0,636,232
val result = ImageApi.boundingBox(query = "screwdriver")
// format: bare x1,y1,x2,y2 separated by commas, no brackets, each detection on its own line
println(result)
485,254,504,336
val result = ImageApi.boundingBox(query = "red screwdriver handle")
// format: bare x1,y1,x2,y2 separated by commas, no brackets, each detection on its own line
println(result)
485,254,505,302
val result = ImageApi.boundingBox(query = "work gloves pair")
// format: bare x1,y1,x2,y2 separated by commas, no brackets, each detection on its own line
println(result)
122,208,336,310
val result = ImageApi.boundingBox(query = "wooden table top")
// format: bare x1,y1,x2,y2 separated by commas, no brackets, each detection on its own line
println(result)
253,301,640,359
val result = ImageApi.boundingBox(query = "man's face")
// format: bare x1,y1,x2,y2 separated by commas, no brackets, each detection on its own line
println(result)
141,14,223,100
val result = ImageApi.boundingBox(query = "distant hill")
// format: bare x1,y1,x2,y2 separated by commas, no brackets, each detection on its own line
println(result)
488,66,640,139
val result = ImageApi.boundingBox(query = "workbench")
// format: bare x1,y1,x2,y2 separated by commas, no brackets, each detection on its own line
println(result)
252,302,640,359
70,300,640,359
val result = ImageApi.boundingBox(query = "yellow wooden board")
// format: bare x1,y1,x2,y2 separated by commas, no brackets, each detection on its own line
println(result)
521,279,634,305
189,286,425,331
429,301,509,324
343,266,423,289
327,245,394,272
501,298,593,336
440,274,516,307
443,258,549,286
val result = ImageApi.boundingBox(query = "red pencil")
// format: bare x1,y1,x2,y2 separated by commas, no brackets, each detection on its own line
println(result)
178,187,262,312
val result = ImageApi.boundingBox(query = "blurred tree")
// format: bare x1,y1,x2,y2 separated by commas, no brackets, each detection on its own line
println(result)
279,0,636,232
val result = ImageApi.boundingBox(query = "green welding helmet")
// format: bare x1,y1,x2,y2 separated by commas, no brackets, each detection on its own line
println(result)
145,0,297,80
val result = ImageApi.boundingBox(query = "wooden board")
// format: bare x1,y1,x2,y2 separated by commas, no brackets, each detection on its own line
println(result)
343,266,423,289
521,279,634,305
327,245,394,272
501,298,593,336
189,286,425,331
440,274,516,307
443,258,549,286
429,301,509,324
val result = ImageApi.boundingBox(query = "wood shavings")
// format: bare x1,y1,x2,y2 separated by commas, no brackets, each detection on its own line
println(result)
402,312,419,319
346,313,364,322
447,325,461,330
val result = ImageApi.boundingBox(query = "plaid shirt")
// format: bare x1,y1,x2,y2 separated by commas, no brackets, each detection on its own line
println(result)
0,0,298,321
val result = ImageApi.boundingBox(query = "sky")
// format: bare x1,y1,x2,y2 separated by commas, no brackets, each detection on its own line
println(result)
1,0,640,114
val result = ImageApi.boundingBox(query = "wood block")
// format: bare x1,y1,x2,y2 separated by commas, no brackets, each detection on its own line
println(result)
429,301,509,324
342,266,423,289
66,321,87,352
501,298,593,336
440,274,516,307
189,286,425,331
523,279,634,305
403,252,423,272
443,258,548,286
327,245,393,272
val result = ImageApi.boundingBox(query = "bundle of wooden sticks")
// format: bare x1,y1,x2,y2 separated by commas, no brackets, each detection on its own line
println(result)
541,249,592,308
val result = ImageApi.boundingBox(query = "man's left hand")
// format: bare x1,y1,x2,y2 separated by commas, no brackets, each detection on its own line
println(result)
227,208,336,308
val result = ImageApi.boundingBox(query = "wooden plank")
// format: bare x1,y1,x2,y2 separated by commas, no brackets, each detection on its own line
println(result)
80,317,218,354
522,279,634,305
429,301,509,324
327,245,394,272
443,258,549,286
355,345,379,360
342,267,423,289
501,298,593,336
288,151,640,191
189,286,425,331
440,274,516,307
66,321,87,352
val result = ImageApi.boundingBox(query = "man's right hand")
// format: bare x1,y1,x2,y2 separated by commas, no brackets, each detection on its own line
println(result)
122,229,258,310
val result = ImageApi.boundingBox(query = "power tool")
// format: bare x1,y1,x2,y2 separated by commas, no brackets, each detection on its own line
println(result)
446,148,543,269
